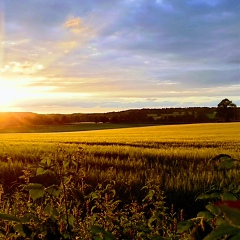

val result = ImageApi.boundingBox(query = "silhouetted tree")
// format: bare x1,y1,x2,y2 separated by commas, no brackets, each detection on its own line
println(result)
216,98,237,122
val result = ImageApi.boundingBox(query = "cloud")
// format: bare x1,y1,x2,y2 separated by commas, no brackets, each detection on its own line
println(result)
0,61,44,74
63,16,89,34
91,0,239,62
2,0,240,113
63,16,81,29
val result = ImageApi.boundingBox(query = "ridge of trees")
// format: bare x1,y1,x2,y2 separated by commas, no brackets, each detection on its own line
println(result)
0,105,239,127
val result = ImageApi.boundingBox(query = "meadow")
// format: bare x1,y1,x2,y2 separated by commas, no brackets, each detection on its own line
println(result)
0,122,239,239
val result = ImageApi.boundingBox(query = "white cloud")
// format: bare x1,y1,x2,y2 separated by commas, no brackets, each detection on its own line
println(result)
0,61,44,74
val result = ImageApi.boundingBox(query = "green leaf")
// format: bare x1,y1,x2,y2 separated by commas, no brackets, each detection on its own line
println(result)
72,160,78,168
20,214,39,223
23,183,45,201
216,202,240,228
52,208,59,217
36,167,45,175
91,225,104,234
177,220,193,233
196,191,221,200
219,157,235,169
196,193,208,200
149,236,165,240
136,224,151,234
143,189,155,202
39,160,47,167
0,214,21,222
205,204,221,217
204,223,239,240
148,216,158,228
90,225,117,240
46,185,60,197
90,192,99,200
92,236,102,240
14,224,26,237
91,206,97,212
197,211,214,221
37,169,53,176
24,183,44,190
111,189,116,197
44,204,51,215
215,216,225,226
221,192,237,201
68,214,75,227
41,157,51,166
46,157,51,166
229,232,240,240
63,233,71,239
40,230,48,237
64,161,69,168
141,185,148,191
148,189,155,198
29,189,45,201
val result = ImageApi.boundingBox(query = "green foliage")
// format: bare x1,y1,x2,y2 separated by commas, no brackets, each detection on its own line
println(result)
90,225,116,240
0,214,21,222
0,149,239,239
187,155,240,240
216,98,238,122
0,148,186,239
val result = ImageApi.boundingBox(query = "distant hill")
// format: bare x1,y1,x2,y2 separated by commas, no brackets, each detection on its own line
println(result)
0,107,239,128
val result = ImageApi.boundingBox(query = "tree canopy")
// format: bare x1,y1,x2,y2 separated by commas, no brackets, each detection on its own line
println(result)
216,98,237,122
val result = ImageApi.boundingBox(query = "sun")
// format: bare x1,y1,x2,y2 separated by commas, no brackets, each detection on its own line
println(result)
0,81,25,111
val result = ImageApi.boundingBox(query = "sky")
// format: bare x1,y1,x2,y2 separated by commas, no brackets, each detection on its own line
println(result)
0,0,239,113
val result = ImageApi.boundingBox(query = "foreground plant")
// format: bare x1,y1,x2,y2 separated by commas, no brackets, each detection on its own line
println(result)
177,155,240,240
0,147,183,239
0,151,239,239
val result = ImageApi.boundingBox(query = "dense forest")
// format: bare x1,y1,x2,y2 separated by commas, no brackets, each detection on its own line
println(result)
0,106,239,127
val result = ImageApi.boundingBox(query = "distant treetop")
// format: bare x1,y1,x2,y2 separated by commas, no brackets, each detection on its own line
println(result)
216,98,237,122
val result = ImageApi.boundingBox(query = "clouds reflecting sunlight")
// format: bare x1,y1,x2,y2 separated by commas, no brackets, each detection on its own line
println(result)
0,0,239,113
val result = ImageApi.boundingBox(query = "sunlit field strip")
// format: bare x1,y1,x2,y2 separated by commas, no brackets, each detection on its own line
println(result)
0,123,239,160
0,122,239,165
0,122,239,143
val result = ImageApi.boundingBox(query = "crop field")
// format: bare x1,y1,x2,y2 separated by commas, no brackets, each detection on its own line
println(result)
0,122,239,204
0,123,240,239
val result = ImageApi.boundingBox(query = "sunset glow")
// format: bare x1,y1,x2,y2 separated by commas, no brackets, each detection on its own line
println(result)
0,0,239,113
0,78,30,111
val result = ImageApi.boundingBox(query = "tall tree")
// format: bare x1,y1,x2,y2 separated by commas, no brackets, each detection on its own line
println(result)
216,98,237,122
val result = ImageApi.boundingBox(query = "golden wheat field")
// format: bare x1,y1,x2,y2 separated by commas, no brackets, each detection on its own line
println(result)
0,122,239,159
0,122,239,218
0,122,239,143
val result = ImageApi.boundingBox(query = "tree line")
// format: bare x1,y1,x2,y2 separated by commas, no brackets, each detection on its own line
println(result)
0,99,238,127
